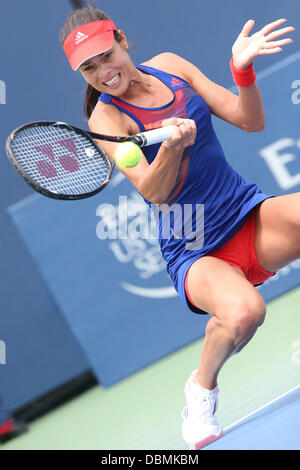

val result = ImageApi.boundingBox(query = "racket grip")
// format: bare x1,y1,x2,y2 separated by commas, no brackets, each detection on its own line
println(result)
134,126,177,147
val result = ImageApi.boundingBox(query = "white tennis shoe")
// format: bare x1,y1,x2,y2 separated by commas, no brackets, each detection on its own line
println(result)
181,369,223,450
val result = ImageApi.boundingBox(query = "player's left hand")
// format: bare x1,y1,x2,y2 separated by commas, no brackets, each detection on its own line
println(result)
232,18,295,70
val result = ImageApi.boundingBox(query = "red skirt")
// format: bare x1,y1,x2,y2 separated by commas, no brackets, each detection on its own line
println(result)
185,207,276,310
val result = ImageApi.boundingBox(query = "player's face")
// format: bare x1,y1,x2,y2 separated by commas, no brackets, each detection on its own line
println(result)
79,38,136,96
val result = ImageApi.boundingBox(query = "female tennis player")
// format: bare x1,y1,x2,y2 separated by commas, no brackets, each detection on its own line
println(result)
61,5,295,449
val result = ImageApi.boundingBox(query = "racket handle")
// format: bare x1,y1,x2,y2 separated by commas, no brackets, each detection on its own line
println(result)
132,126,177,147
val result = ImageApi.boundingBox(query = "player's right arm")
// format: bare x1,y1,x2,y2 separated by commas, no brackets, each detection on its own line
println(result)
88,102,196,204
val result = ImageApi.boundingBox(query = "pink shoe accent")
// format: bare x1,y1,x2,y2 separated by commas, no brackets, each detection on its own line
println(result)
0,418,14,436
193,430,223,450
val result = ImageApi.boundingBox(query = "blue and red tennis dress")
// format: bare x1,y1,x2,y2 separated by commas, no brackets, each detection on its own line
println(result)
99,64,275,313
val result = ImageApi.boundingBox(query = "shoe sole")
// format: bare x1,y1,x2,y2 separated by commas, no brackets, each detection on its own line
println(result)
188,430,223,450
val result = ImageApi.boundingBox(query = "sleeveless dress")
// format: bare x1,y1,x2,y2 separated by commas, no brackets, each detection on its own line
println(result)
99,64,274,311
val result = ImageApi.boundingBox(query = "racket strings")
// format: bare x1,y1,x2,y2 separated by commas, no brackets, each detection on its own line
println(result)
11,126,109,196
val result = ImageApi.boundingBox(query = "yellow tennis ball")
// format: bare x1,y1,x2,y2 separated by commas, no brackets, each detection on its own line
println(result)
115,142,142,168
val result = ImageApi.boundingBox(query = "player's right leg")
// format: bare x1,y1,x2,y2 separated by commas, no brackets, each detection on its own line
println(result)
181,256,266,449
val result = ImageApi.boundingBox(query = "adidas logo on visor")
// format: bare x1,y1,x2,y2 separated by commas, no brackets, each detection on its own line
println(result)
75,31,89,45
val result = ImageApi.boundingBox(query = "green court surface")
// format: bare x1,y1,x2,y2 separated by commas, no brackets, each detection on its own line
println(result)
2,287,300,450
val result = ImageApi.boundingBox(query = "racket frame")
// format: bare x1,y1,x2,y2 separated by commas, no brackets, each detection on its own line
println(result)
6,121,117,200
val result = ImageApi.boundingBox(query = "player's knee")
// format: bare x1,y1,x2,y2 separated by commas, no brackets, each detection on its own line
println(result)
233,297,266,345
220,296,266,347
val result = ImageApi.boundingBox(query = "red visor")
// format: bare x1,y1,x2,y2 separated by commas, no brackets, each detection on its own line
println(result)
63,20,117,71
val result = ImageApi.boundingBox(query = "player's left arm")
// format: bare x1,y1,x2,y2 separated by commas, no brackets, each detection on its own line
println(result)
153,19,294,132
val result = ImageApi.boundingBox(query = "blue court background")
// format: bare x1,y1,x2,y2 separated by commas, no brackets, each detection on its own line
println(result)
1,0,300,409
206,387,300,450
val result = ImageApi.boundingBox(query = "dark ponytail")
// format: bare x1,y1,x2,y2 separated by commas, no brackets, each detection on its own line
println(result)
60,4,123,119
84,84,101,121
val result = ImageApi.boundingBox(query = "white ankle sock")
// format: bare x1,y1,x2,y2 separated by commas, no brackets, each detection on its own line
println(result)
191,370,218,395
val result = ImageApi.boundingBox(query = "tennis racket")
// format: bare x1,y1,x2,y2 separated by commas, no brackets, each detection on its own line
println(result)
6,121,175,200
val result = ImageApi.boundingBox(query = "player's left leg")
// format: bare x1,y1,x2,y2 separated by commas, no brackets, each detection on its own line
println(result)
254,193,300,272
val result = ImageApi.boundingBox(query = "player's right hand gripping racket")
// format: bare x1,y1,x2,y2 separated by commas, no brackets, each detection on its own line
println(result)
6,121,175,200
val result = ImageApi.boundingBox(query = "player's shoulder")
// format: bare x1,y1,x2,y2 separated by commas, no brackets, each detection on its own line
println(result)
89,101,118,126
88,100,130,134
143,52,182,65
141,52,195,83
